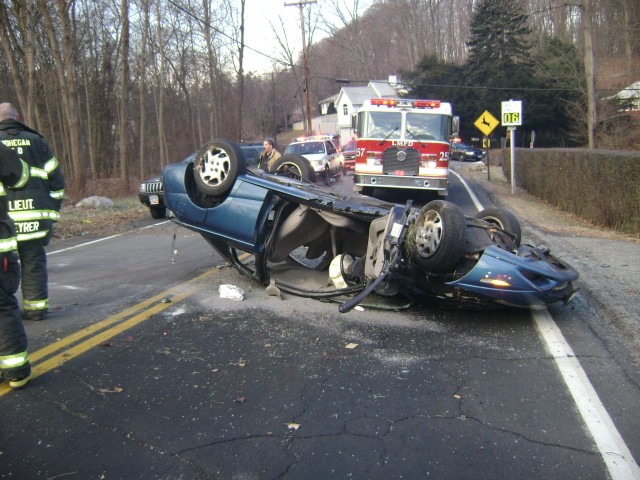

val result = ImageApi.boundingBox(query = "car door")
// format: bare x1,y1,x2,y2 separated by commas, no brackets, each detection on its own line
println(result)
325,140,340,172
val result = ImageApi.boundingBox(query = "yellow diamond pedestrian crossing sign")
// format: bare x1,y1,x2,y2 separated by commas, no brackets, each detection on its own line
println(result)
474,110,500,136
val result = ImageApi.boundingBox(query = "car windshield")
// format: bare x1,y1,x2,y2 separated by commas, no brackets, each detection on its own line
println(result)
285,141,325,156
241,146,262,164
454,143,473,150
342,139,356,151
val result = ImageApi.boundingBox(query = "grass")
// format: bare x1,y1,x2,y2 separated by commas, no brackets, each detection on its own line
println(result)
53,196,150,240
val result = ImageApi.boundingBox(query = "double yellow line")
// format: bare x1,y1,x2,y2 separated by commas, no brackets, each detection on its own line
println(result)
1,268,219,396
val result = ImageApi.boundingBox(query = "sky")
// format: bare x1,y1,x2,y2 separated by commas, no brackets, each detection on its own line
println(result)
243,0,373,74
244,0,315,74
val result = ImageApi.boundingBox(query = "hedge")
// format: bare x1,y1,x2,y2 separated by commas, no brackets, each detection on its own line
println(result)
500,148,640,235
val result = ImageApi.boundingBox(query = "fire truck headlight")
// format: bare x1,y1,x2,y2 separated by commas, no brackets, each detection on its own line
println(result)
420,160,437,169
366,158,382,166
420,154,438,169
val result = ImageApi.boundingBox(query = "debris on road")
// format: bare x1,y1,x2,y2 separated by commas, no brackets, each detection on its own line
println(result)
219,284,244,300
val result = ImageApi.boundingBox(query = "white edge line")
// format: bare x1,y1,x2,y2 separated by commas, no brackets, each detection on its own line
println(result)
450,169,484,212
532,309,640,479
48,220,171,255
456,169,639,478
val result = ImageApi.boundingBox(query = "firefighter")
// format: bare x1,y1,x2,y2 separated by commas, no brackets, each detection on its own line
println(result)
0,142,31,389
0,103,64,321
258,138,281,172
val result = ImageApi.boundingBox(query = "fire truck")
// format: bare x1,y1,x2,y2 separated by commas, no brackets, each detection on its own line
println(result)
352,98,458,196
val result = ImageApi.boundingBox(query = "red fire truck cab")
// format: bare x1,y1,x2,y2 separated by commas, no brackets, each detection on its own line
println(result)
352,98,458,196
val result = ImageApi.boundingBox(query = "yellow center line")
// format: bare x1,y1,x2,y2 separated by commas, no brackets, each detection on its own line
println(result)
0,267,220,396
30,268,218,364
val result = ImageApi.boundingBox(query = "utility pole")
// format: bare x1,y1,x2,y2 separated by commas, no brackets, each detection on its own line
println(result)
581,0,596,149
285,0,316,134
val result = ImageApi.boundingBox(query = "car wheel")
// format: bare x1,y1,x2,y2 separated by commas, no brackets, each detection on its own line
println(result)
150,206,166,219
271,154,316,183
474,208,522,246
193,139,246,196
413,200,466,273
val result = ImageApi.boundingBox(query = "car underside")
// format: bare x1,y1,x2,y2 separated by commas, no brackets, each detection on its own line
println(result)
163,139,579,313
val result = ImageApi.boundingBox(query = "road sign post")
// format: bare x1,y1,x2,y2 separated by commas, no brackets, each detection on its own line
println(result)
474,110,499,181
508,127,516,194
501,100,522,195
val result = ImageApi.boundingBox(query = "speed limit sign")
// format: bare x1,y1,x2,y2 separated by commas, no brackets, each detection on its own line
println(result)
501,100,522,126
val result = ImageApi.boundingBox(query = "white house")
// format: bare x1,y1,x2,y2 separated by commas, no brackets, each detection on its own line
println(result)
334,81,400,142
294,79,400,145
608,81,640,112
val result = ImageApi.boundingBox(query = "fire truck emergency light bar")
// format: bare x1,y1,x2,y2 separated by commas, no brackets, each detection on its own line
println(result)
370,98,441,108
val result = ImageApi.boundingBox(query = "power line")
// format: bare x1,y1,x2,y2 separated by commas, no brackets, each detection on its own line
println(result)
342,79,637,94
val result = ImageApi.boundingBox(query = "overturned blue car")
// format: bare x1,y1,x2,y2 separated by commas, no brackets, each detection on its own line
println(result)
163,139,578,312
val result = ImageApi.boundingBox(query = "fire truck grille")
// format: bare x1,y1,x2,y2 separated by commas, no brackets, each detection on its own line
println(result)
382,147,420,175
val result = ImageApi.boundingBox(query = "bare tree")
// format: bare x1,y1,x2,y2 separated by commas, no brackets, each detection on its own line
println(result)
119,0,130,181
139,0,150,180
40,0,85,193
153,0,168,168
273,5,319,125
0,2,29,119
319,0,375,79
203,0,219,139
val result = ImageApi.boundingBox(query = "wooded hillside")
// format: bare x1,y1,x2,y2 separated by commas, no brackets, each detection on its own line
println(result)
0,0,638,197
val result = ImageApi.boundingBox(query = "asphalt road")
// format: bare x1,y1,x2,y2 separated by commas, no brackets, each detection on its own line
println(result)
1,169,638,479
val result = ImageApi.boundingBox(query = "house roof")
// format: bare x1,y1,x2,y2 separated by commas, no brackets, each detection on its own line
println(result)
319,93,338,105
368,81,399,97
607,80,640,110
335,81,400,108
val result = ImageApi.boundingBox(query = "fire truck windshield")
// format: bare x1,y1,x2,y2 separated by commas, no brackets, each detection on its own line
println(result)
364,112,402,139
405,113,450,142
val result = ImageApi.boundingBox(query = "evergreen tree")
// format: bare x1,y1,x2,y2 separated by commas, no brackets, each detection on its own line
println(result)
463,0,536,136
402,0,589,146
401,55,465,104
532,36,586,146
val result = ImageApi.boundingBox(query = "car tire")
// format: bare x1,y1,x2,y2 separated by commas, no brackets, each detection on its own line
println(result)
271,154,316,183
193,139,246,196
474,208,522,246
413,200,466,273
150,206,166,219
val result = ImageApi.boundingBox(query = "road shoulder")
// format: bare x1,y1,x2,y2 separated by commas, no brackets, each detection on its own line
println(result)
456,161,640,366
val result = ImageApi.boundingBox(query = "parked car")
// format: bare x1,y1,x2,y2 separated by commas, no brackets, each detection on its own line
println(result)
138,174,166,219
450,142,486,162
341,138,357,173
163,139,579,312
238,142,263,166
283,135,343,185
